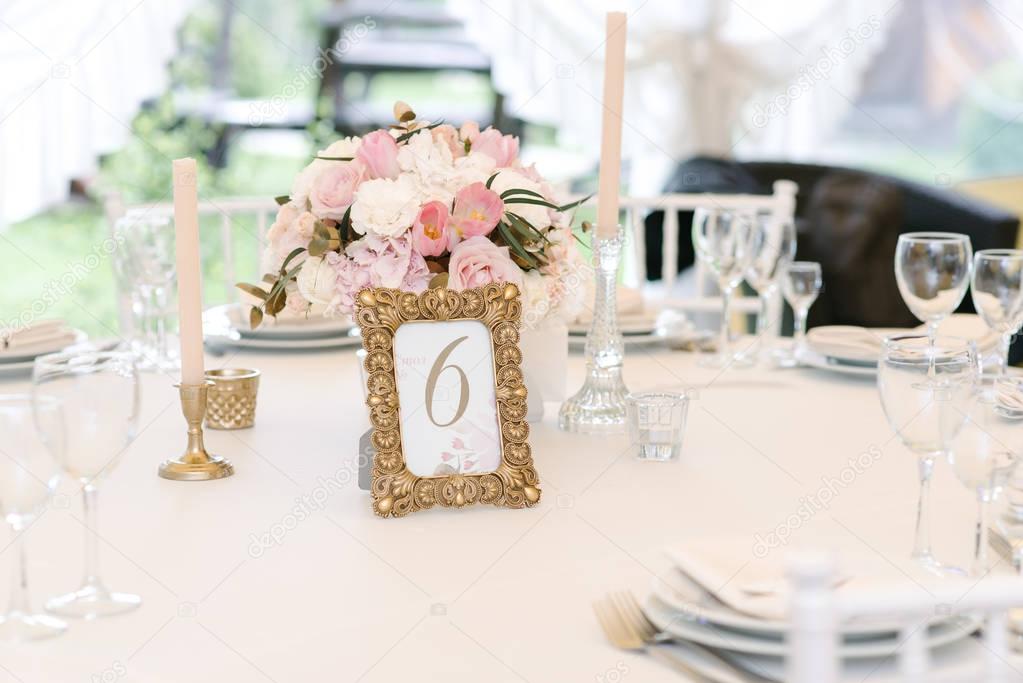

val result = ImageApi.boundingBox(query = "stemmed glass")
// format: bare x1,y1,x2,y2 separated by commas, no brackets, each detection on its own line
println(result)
736,211,797,366
692,207,756,368
878,335,976,574
894,232,973,346
114,211,179,371
947,381,1019,576
32,351,141,618
970,249,1023,377
0,396,66,640
779,262,823,366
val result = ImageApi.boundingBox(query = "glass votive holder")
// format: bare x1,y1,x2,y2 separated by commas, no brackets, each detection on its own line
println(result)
205,368,260,429
626,391,688,462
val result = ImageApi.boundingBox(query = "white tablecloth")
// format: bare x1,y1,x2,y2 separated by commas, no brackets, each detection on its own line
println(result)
0,346,1012,681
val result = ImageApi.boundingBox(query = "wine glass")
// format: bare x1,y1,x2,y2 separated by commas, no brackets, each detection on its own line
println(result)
692,207,756,368
736,211,797,366
894,232,973,345
779,262,823,366
114,211,179,371
970,249,1023,377
878,334,977,574
0,395,66,640
32,351,141,618
947,381,1020,576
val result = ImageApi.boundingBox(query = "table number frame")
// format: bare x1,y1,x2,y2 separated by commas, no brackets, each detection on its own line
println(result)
355,283,541,518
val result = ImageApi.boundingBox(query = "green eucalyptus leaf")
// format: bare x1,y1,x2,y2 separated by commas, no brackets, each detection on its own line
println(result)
249,306,264,329
235,283,269,301
274,195,290,206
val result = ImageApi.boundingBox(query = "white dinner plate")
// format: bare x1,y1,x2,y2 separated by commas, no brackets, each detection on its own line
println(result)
568,331,665,351
652,568,941,639
207,304,352,340
205,331,363,352
645,595,979,659
0,359,35,377
800,351,876,377
569,312,659,337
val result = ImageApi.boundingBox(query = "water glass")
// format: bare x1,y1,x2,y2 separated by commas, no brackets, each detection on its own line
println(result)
692,208,756,368
878,334,976,574
113,211,179,371
894,232,973,344
779,261,822,366
33,351,142,618
626,392,689,462
0,396,66,640
971,249,1023,376
739,211,797,365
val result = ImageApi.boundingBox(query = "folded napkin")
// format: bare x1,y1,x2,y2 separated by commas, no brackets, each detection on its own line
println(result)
807,315,1000,364
575,287,645,324
0,320,77,355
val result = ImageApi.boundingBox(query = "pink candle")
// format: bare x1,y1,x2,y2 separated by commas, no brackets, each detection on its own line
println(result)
596,11,628,238
172,158,205,385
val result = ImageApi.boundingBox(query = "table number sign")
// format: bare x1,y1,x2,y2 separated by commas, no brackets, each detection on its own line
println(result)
355,283,541,517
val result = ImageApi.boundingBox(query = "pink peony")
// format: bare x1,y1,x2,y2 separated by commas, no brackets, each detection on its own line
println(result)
309,161,365,220
412,201,456,257
431,124,464,158
449,182,504,238
357,130,400,179
471,128,519,167
448,236,523,290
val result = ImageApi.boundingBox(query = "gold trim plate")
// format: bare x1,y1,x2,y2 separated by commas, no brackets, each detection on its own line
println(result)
355,283,540,517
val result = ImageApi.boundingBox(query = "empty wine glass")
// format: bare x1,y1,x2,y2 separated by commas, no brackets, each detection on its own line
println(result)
878,335,976,574
779,262,822,366
947,382,1019,576
32,351,141,618
971,249,1023,377
0,396,66,640
895,232,973,345
737,211,797,366
692,207,756,368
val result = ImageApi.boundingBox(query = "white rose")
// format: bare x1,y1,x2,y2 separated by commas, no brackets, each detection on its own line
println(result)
489,169,552,231
351,176,420,237
520,269,553,329
294,211,317,240
322,136,360,159
295,256,337,306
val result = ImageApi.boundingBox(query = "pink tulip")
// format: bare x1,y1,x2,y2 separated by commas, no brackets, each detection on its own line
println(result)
411,201,455,257
471,128,519,167
449,182,504,238
357,130,400,179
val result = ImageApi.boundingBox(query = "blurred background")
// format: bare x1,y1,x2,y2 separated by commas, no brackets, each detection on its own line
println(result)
2,0,1022,337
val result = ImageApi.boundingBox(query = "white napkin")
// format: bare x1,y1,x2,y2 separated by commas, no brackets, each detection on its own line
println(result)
0,320,77,355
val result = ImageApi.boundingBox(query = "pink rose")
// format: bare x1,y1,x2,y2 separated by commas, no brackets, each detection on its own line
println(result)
449,182,504,238
412,201,456,257
471,128,519,167
431,124,464,158
310,161,364,220
448,236,523,290
357,130,400,179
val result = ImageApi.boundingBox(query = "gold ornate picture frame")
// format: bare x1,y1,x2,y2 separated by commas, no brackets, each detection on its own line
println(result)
355,283,541,518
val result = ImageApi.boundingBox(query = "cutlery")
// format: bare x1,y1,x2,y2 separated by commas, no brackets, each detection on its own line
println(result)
988,527,1023,649
593,596,715,680
602,591,777,682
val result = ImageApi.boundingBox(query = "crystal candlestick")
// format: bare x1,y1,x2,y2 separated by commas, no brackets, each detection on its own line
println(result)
559,226,630,433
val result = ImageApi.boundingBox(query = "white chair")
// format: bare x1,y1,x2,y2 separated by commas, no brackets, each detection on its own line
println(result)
788,553,1023,683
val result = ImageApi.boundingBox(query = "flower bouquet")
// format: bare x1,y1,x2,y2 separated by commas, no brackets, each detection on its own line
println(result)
238,102,590,331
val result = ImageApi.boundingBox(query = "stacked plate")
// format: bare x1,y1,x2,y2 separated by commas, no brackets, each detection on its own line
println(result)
204,304,361,352
568,287,665,350
0,320,84,377
644,563,980,682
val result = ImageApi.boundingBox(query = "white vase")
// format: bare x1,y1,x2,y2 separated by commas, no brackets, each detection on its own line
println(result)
519,319,569,423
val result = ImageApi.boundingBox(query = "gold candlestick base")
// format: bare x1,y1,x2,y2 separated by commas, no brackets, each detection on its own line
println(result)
159,382,235,481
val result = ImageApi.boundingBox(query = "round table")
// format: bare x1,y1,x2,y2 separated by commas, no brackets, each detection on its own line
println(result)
0,346,1000,681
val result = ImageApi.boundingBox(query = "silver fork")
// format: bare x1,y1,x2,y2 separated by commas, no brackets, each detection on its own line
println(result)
605,591,776,682
593,596,714,680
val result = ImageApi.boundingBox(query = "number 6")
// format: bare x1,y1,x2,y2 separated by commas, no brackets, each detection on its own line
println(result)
425,336,470,427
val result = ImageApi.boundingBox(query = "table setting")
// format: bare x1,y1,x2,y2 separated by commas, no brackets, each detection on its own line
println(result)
4,12,1023,683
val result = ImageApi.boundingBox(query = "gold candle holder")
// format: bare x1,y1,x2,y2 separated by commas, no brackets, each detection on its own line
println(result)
205,368,260,430
159,381,235,481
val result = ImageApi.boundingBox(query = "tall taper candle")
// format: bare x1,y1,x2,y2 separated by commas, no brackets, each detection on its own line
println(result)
596,11,627,238
172,158,205,385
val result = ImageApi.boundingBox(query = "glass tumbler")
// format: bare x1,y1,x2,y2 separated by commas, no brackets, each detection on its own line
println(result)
626,392,689,462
